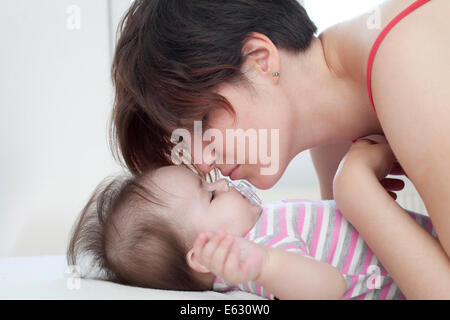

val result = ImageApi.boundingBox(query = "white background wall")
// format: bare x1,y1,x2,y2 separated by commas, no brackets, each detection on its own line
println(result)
0,0,121,257
3,0,421,258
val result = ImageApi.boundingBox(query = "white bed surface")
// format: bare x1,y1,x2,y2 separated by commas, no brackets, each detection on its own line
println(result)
0,255,265,300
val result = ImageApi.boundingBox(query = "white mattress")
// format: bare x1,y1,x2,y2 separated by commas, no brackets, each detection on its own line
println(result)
0,255,265,300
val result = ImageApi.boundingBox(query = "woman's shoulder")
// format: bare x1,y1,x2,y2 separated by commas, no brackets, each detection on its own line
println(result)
370,0,449,100
322,0,440,87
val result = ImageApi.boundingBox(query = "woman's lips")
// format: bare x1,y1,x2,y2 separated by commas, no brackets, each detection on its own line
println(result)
229,165,240,180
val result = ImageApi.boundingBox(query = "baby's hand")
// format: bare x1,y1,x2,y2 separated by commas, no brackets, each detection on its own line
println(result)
193,231,268,285
335,135,406,200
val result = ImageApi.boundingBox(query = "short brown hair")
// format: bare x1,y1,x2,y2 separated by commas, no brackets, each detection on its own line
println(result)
110,0,317,175
67,171,209,291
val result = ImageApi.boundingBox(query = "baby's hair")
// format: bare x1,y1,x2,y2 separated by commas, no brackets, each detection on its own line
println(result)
67,170,210,291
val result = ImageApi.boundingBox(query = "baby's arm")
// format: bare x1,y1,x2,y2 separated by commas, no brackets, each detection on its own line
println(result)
310,141,353,200
333,139,450,299
193,231,346,300
256,245,346,300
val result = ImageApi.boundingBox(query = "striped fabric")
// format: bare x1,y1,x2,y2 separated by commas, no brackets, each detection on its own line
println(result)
213,199,437,300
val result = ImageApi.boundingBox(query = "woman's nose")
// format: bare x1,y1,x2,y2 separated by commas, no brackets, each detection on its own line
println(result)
187,134,218,173
196,149,217,173
196,162,213,174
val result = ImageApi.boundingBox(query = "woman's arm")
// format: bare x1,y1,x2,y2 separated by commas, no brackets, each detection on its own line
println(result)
310,141,353,200
369,8,450,258
333,141,450,299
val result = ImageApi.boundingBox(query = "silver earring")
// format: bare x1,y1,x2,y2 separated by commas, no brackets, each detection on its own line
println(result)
272,72,280,77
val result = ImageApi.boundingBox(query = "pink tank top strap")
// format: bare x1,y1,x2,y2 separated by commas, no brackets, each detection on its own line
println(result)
366,0,432,117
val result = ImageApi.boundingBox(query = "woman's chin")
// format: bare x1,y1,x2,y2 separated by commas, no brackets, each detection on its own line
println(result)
248,174,281,190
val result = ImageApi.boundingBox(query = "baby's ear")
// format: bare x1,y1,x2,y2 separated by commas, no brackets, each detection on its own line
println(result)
186,249,210,273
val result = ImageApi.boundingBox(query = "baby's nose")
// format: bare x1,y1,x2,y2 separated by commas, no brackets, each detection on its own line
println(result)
215,179,230,192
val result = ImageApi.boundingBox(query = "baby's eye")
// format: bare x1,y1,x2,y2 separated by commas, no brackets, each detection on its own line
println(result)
210,191,215,202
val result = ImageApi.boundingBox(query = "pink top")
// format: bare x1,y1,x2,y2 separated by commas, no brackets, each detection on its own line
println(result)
213,199,436,300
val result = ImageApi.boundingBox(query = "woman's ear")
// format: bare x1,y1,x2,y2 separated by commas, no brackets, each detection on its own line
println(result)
241,32,281,82
186,248,210,273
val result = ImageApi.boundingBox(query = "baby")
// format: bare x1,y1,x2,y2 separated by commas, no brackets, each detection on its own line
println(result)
67,165,437,300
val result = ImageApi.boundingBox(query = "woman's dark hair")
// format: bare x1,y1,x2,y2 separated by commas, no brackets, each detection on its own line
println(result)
110,0,317,175
66,171,208,291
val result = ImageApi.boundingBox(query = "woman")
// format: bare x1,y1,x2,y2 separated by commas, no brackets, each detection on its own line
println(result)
110,0,450,298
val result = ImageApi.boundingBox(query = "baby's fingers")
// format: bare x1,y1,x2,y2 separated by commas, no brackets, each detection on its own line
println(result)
198,232,226,269
193,232,210,255
223,242,243,284
209,234,235,277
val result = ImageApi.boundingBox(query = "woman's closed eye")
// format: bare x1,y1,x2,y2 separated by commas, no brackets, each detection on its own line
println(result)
210,191,215,202
202,113,210,128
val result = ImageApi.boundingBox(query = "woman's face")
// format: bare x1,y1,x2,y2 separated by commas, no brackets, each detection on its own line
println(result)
194,80,295,190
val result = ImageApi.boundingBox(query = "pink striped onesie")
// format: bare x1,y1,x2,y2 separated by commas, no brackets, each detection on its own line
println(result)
213,199,437,300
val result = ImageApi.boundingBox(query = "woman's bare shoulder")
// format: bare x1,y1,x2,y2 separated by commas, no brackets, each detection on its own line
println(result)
321,1,422,84
370,0,450,131
368,0,450,256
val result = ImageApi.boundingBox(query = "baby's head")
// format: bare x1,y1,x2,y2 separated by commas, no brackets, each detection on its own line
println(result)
67,165,263,291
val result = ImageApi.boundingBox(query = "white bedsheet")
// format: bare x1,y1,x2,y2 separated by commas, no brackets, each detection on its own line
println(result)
0,255,265,300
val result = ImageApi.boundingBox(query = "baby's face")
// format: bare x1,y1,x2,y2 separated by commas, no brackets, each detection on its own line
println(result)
149,166,263,243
